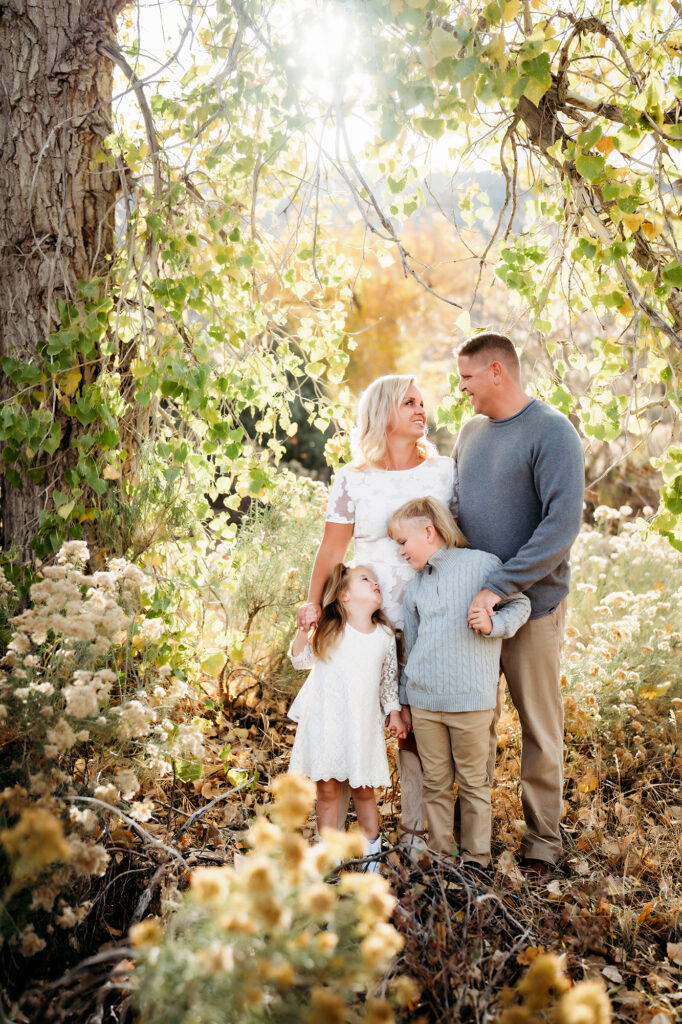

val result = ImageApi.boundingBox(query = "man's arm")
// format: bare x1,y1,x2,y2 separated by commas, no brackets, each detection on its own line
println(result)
482,421,584,599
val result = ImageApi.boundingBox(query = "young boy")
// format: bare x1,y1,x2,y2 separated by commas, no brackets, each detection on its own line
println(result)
388,497,530,865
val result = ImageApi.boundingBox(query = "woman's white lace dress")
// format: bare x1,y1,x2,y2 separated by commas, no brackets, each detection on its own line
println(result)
326,456,458,629
288,624,401,789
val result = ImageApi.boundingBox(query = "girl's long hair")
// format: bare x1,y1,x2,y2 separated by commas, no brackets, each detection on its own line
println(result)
312,564,395,661
350,374,436,470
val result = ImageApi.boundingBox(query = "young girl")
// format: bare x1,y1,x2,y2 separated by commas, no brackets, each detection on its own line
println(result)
387,497,531,866
288,564,407,864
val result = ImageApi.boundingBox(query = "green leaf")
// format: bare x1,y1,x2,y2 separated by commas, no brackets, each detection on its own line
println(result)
431,26,458,61
577,125,602,150
662,260,682,288
670,76,682,100
416,117,445,139
174,758,203,783
576,154,605,182
201,651,226,678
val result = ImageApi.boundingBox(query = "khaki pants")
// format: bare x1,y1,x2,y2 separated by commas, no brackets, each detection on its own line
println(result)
411,706,495,866
490,600,566,864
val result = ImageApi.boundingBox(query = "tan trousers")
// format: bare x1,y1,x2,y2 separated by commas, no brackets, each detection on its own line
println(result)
489,600,566,864
412,706,495,866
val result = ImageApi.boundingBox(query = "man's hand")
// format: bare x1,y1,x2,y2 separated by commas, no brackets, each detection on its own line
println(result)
400,705,412,732
468,607,493,635
296,602,321,629
467,588,500,630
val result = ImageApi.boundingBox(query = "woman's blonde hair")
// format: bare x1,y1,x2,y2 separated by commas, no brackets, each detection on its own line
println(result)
387,497,469,549
350,374,435,469
312,564,394,661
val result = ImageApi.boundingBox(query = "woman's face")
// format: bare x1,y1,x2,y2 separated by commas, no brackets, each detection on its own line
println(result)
387,383,426,440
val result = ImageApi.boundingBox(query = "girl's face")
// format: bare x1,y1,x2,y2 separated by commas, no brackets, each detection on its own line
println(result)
392,518,437,571
340,566,382,612
387,383,426,440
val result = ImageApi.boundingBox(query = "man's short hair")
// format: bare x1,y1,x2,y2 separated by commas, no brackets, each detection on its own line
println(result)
457,332,520,375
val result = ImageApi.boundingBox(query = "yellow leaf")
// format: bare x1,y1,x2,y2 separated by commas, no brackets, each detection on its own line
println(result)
637,901,655,923
621,213,643,235
595,136,615,155
201,651,226,678
640,681,671,698
102,464,121,480
456,310,471,336
61,368,82,397
504,0,520,22
618,299,634,318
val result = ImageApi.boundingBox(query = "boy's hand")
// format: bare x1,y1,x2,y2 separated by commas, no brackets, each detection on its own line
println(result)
468,607,493,635
388,710,407,740
400,705,412,732
468,588,499,619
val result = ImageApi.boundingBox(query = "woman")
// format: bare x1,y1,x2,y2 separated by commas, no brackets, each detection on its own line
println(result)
296,374,457,845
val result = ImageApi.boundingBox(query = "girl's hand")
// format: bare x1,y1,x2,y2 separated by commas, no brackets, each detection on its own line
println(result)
388,710,407,740
296,602,321,629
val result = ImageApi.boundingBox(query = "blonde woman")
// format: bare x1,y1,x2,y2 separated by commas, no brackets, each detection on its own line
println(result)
297,374,457,844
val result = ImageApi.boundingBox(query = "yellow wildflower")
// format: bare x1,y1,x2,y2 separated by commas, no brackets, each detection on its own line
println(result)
270,774,316,829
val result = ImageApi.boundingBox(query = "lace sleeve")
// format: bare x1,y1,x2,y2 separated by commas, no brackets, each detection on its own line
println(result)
287,638,316,670
325,468,355,524
379,636,401,715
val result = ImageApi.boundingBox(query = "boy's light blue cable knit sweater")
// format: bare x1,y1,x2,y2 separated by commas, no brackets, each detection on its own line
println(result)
400,545,531,712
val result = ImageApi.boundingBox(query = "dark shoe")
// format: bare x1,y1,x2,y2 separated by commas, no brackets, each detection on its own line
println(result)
519,857,555,882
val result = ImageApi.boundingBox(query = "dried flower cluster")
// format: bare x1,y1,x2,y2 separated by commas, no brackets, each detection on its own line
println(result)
133,774,410,1024
497,952,611,1024
0,542,203,955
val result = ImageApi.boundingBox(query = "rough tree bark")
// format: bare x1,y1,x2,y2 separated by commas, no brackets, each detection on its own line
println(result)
0,0,128,558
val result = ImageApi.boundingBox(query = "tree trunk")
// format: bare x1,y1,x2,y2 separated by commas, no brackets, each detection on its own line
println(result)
0,0,127,559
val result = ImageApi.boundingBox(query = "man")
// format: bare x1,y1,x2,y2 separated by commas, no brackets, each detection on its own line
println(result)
453,332,584,875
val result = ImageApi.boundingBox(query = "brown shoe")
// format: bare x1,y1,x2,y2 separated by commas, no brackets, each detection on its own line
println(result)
519,858,555,882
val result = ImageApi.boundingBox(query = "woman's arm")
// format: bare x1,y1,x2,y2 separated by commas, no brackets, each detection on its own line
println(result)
297,521,353,627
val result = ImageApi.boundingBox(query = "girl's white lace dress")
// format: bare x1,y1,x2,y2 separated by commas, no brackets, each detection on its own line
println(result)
326,456,458,628
288,624,401,789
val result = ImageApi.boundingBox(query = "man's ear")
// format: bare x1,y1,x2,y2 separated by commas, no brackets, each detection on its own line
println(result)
490,359,504,382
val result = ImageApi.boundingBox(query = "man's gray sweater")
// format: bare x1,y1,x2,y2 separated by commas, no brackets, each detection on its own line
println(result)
453,399,585,618
400,546,531,712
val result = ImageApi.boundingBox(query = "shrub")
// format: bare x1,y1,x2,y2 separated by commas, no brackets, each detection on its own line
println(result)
132,774,408,1024
0,542,203,953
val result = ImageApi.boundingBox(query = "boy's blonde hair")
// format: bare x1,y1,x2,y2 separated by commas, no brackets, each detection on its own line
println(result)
387,497,469,549
350,374,435,469
312,564,394,661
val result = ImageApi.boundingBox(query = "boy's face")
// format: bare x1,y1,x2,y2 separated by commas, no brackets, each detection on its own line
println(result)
391,518,433,571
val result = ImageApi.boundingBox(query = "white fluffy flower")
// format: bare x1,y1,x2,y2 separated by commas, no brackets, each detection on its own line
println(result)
115,768,140,800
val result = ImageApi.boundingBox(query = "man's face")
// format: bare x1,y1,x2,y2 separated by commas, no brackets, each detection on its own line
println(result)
457,354,495,416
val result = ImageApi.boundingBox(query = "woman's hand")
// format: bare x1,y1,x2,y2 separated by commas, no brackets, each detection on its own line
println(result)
296,602,321,630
